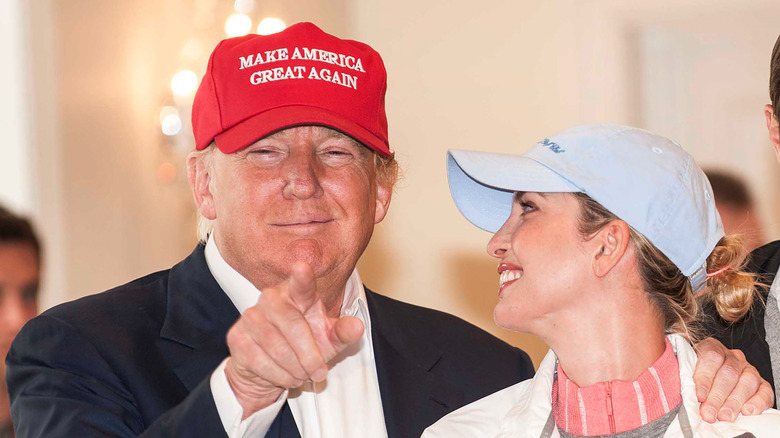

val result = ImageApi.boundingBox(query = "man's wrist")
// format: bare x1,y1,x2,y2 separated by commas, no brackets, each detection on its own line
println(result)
224,358,285,418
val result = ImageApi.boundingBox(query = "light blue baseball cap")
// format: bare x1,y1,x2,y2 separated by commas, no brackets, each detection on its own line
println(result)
447,124,724,291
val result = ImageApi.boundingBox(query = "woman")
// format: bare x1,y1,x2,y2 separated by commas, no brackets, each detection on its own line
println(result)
423,125,780,437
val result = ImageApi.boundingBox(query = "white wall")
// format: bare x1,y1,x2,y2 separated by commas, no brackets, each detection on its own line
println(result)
0,0,33,212
350,0,780,366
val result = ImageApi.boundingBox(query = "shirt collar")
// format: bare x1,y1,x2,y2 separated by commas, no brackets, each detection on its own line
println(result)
203,234,371,336
502,334,702,437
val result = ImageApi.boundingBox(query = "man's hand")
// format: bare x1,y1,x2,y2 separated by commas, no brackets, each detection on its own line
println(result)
223,262,364,419
693,337,774,422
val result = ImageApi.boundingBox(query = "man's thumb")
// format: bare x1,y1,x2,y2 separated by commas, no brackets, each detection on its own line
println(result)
330,316,364,350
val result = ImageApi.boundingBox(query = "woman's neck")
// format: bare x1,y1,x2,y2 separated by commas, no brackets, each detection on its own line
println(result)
541,287,667,386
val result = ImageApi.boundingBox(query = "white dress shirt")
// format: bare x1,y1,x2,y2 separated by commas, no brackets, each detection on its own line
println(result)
204,236,389,438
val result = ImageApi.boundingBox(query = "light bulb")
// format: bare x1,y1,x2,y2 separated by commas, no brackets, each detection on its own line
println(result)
257,17,286,36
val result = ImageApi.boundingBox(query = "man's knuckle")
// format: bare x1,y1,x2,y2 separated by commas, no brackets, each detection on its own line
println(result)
718,364,742,381
268,341,293,361
730,348,746,361
740,372,760,389
701,349,726,365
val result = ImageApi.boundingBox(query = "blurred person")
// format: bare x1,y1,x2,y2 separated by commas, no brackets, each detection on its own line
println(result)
4,23,770,438
702,33,780,409
0,206,40,437
424,125,780,437
704,170,765,253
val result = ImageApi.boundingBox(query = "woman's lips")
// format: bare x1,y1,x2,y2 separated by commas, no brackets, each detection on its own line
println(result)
497,262,523,296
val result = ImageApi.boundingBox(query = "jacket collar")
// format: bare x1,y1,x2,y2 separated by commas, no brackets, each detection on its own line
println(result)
366,289,463,438
161,245,240,391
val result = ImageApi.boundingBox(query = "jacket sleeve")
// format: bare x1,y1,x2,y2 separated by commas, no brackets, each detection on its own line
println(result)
6,314,228,438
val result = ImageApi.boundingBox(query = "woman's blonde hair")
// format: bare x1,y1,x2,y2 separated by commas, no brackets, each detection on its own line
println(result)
573,193,758,342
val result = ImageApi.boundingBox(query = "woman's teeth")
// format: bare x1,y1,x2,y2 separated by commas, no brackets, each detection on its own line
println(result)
500,270,522,286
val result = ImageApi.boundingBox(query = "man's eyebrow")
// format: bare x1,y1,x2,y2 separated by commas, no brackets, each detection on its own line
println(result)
513,192,526,203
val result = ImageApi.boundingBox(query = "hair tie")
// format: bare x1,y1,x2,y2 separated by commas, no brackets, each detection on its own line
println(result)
706,265,732,278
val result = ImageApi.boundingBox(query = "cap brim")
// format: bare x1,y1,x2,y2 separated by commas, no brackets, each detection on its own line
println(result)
214,105,391,156
447,149,581,233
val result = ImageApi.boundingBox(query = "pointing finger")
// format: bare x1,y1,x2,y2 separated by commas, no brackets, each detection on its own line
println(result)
288,262,318,310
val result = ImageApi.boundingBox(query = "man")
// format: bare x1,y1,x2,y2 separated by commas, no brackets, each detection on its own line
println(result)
0,206,39,437
705,169,765,253
703,33,780,409
6,22,773,438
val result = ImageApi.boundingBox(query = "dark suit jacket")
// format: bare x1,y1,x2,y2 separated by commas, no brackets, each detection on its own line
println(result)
7,245,534,437
701,240,780,405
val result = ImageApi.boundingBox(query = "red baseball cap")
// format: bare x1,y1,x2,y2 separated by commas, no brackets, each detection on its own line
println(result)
192,22,390,156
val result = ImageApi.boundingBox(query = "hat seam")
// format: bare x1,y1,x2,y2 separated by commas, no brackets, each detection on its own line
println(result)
226,102,386,143
211,39,227,132
653,153,694,273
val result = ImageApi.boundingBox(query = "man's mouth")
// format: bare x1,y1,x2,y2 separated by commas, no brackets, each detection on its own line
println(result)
275,220,333,226
272,213,334,227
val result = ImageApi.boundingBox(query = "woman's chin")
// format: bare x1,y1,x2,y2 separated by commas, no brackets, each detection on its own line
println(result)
493,305,530,333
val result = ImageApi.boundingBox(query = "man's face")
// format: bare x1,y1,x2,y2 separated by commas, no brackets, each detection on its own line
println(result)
193,126,391,304
0,243,38,365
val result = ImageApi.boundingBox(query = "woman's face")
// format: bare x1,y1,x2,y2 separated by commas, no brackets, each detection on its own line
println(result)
486,192,594,335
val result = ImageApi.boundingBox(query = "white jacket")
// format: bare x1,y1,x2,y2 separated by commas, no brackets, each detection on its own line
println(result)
422,335,780,438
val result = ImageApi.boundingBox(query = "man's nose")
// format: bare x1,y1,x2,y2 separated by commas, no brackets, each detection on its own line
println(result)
282,153,324,199
1,292,33,334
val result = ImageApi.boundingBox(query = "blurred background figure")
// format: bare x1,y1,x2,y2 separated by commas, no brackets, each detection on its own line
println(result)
705,169,766,254
0,206,39,437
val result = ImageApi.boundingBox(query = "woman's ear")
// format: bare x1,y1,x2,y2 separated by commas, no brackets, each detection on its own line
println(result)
592,220,631,278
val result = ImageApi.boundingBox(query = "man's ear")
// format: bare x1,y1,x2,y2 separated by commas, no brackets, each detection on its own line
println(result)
592,220,631,278
374,181,392,224
765,104,780,159
187,152,217,220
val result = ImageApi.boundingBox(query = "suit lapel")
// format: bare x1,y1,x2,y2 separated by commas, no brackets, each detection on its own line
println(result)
160,245,241,391
366,289,464,438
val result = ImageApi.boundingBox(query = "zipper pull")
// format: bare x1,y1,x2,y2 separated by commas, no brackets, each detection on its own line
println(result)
606,383,616,434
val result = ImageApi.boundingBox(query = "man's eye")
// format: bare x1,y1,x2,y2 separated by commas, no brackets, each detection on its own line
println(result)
324,149,352,156
320,148,355,163
246,148,284,162
21,285,38,304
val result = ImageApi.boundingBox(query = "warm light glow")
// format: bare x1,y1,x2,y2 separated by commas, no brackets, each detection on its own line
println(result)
158,106,178,124
160,108,183,136
157,162,178,183
257,17,286,36
233,0,254,14
170,70,198,98
225,14,252,37
181,38,204,61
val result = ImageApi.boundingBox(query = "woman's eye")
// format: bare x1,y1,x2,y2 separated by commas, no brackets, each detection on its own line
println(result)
520,201,536,215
